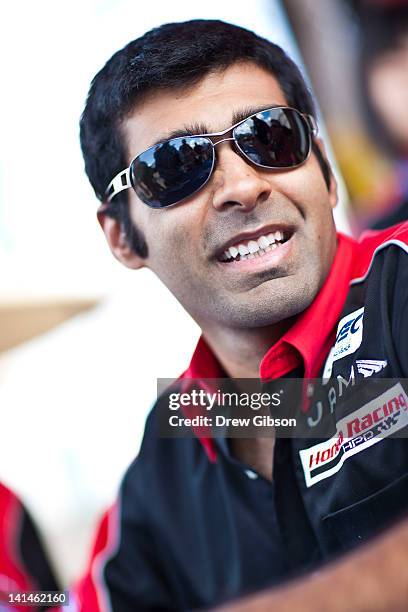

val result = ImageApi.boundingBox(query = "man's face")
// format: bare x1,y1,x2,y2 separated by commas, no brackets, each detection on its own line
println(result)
121,62,337,329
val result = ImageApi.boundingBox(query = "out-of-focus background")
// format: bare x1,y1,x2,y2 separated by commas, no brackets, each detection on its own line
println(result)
1,0,407,589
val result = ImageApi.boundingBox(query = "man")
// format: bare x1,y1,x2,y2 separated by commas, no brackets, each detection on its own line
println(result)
77,19,408,611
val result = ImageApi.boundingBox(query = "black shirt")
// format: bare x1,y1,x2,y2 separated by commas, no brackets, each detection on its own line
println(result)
75,224,408,611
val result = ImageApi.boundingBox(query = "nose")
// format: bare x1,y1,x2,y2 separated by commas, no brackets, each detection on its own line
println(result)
211,141,272,212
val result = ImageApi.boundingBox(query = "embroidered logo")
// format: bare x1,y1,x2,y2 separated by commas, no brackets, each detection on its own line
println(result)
355,359,387,377
300,383,408,487
323,307,365,380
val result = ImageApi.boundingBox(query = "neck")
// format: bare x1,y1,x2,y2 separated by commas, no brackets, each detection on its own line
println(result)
201,318,294,379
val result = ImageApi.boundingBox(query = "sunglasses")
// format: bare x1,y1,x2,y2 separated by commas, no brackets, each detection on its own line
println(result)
105,106,318,209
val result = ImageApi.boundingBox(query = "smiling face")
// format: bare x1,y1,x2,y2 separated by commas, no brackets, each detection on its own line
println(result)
113,62,337,331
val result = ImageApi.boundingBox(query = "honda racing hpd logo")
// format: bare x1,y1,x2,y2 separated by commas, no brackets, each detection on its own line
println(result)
300,383,408,487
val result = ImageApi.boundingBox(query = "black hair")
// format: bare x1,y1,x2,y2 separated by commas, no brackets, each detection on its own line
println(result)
80,19,330,257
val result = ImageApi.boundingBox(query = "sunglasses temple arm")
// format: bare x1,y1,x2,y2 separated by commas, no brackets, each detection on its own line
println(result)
305,114,318,138
105,168,131,203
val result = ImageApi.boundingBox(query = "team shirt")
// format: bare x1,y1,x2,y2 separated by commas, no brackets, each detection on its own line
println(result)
72,224,408,611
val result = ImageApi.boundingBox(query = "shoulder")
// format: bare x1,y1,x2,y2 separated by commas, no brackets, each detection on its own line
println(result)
350,222,408,285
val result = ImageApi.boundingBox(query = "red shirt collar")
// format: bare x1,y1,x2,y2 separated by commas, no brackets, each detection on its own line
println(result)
184,233,356,381
260,232,356,379
180,232,357,459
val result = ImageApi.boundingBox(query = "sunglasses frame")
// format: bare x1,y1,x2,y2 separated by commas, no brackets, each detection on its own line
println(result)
104,106,318,207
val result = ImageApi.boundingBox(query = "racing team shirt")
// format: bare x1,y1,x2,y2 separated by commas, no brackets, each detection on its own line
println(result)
73,224,408,612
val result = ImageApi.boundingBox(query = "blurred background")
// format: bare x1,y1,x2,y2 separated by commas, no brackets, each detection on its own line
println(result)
0,0,407,589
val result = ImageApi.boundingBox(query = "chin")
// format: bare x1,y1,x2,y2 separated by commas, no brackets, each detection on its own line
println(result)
222,279,319,329
223,295,315,329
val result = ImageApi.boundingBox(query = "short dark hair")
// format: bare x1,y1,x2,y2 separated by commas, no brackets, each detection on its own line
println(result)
80,19,330,257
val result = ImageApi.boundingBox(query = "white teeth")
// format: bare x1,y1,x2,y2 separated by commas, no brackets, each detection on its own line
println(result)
221,230,287,262
247,240,259,254
238,243,249,256
258,235,269,249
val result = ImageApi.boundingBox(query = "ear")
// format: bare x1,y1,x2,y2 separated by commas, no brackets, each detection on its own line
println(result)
314,138,338,210
97,204,145,270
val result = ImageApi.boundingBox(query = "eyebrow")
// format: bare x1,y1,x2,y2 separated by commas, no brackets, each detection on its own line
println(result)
149,103,283,147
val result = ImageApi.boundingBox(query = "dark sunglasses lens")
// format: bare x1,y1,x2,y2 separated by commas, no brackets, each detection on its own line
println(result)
130,137,214,208
234,108,310,168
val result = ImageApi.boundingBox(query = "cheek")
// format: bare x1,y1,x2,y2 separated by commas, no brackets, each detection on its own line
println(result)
131,199,206,282
130,197,190,249
281,164,336,257
275,163,331,226
152,225,193,276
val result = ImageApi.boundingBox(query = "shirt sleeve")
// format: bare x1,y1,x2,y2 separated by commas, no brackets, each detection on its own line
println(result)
72,462,174,612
